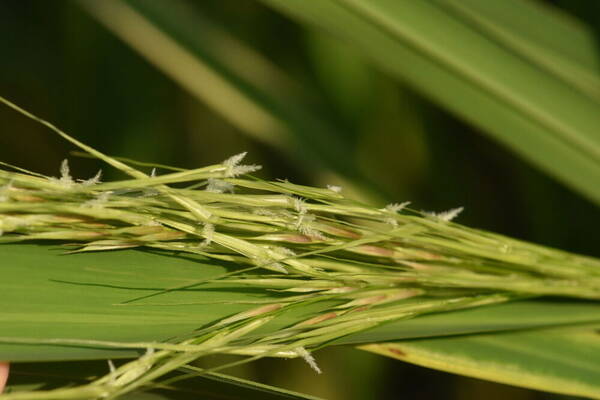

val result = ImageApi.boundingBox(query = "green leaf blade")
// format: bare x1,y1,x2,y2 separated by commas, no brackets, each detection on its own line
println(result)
362,323,600,399
260,0,600,204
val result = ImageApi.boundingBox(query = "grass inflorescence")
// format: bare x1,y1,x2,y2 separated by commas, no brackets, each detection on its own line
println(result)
2,95,600,399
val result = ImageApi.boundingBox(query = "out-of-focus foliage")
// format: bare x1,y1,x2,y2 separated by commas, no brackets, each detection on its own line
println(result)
2,0,600,399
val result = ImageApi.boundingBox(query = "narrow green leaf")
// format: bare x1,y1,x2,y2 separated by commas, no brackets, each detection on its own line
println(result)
362,322,600,399
260,0,600,204
436,0,600,100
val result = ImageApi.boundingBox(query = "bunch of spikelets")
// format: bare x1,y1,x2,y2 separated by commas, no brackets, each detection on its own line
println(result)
2,96,600,399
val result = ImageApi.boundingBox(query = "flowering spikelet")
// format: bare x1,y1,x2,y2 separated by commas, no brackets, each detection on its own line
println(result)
82,191,111,208
50,160,101,188
327,184,342,193
385,202,411,213
428,207,464,222
294,347,321,374
200,223,215,247
294,212,313,231
79,169,102,186
273,246,296,257
51,159,75,188
289,196,325,239
292,196,308,214
223,152,261,177
382,201,410,226
294,213,326,240
206,178,235,193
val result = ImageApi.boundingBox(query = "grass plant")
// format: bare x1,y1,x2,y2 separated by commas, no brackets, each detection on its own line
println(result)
2,95,600,399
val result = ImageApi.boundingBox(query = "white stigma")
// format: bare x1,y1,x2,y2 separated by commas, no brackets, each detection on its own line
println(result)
294,347,321,374
199,223,215,247
206,178,235,193
327,185,342,193
223,152,262,177
429,207,464,222
56,159,75,187
384,202,410,213
80,169,102,186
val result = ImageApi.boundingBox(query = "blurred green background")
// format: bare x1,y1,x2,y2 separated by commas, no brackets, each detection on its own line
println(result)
1,0,599,399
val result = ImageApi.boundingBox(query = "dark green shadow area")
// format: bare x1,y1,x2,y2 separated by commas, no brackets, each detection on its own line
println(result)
6,359,322,399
